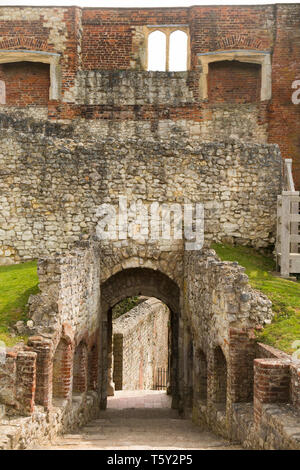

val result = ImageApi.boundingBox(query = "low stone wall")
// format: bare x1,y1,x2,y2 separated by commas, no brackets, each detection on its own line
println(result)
113,298,169,390
230,343,300,450
0,391,99,450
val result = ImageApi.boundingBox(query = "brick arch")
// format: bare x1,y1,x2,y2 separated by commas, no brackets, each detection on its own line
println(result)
0,37,48,51
215,35,262,51
99,267,181,410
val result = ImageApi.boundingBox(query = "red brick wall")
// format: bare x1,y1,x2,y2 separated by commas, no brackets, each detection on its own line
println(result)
0,62,50,106
268,4,300,189
82,8,188,70
189,5,274,68
208,61,261,103
1,5,300,186
253,358,290,427
82,25,133,70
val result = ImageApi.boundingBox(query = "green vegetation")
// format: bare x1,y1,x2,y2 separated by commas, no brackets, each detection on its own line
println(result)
112,296,140,320
0,261,39,346
212,243,300,354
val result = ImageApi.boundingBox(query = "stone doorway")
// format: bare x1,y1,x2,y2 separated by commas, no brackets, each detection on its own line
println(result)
99,268,181,411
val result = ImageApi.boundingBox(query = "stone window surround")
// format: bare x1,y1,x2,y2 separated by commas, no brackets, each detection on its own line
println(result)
0,49,61,100
146,24,190,71
197,49,272,101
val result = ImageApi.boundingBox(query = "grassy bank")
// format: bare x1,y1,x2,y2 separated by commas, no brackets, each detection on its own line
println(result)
212,243,300,354
0,261,39,347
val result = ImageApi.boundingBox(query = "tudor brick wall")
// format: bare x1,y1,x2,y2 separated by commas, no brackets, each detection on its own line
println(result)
269,3,300,189
0,5,300,185
82,7,188,70
0,62,50,106
208,61,261,104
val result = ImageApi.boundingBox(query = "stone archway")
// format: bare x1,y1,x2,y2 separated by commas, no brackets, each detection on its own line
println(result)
99,267,181,410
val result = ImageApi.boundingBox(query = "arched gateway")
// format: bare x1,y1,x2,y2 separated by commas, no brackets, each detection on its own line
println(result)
99,267,181,410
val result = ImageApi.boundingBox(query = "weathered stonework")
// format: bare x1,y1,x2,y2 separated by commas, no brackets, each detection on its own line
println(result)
0,4,299,451
0,244,299,450
183,249,300,449
113,298,169,391
0,5,298,183
0,109,281,265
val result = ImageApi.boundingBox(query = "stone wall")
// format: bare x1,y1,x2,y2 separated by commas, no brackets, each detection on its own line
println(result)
183,249,300,449
0,242,102,449
27,242,101,345
71,70,268,144
0,5,300,185
0,110,281,265
0,391,99,450
0,244,299,449
113,298,169,390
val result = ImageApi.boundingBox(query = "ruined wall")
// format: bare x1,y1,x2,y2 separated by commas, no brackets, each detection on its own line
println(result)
0,5,300,184
0,111,281,265
0,244,299,449
0,242,102,449
113,298,169,390
183,249,300,450
28,243,101,346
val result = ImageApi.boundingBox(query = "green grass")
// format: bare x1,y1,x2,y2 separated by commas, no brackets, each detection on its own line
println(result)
112,296,140,320
0,261,39,347
212,243,300,354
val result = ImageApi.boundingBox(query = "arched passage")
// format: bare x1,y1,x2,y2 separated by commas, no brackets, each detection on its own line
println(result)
99,267,181,410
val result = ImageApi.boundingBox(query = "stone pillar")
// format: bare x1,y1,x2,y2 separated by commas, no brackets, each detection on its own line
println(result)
112,333,123,391
182,326,193,410
88,344,99,391
107,309,115,396
28,336,53,409
98,318,108,409
254,358,290,428
176,315,185,411
16,351,37,415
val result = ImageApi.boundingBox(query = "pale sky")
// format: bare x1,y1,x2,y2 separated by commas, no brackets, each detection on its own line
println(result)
0,1,298,7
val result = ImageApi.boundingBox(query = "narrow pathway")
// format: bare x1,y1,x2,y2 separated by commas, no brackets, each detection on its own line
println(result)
38,391,242,450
